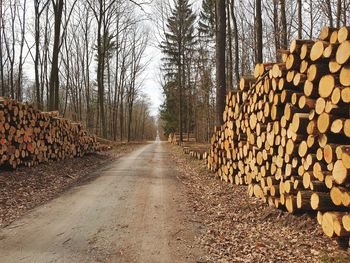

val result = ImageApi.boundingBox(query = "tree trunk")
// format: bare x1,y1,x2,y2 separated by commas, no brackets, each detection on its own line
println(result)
120,87,124,141
309,0,313,38
273,0,280,61
336,0,342,28
17,0,27,101
255,0,263,63
297,0,302,39
326,0,333,27
49,0,64,111
84,9,92,130
0,0,4,96
230,0,239,85
216,0,226,126
280,0,288,50
34,1,41,109
227,0,233,91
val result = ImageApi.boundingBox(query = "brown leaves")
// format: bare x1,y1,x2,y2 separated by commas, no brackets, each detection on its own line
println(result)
170,144,350,263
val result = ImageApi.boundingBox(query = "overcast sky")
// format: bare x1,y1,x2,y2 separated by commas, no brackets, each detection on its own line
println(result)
140,0,202,117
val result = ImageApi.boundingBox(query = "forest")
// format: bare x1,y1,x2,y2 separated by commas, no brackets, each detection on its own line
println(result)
3,0,350,261
159,0,350,142
1,0,350,143
0,0,157,142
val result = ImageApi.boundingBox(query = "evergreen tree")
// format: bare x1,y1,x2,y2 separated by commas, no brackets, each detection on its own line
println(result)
198,0,215,39
160,0,196,141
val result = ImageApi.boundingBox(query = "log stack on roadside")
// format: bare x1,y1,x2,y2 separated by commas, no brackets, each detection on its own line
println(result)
206,26,350,245
0,97,98,169
168,132,196,145
168,132,208,160
183,143,209,160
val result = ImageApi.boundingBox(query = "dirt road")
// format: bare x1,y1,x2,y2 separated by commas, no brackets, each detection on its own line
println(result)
0,141,203,263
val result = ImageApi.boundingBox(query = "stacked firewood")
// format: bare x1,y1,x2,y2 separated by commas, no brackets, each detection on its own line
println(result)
168,132,196,145
168,133,208,160
0,97,98,169
183,144,208,160
207,26,350,245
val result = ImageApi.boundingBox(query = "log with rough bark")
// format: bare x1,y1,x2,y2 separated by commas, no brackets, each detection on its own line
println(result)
204,26,350,247
0,97,98,169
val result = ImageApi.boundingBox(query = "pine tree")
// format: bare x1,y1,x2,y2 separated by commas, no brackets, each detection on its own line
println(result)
198,0,215,39
160,0,196,141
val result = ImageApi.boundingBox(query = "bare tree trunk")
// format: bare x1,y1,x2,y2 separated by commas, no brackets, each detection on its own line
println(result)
273,0,281,61
0,0,4,96
43,7,50,108
230,0,239,85
216,0,226,126
309,0,313,38
120,87,124,141
297,0,302,39
34,0,41,109
8,2,16,98
226,0,233,91
178,50,183,141
336,0,342,27
255,0,263,63
280,0,287,50
343,0,347,25
49,0,64,110
17,0,27,101
326,0,333,27
113,44,120,141
83,6,92,130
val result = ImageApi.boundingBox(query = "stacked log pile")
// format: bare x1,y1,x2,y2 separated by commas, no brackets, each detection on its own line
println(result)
207,26,350,245
168,132,196,145
183,143,209,160
0,97,98,169
168,133,208,160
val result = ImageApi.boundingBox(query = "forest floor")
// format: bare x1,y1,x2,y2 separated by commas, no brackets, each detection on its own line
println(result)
0,142,144,228
169,144,350,263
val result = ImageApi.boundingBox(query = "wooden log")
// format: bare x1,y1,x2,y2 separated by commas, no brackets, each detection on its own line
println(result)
311,192,336,211
297,191,313,210
340,65,350,87
310,41,329,61
320,26,337,41
322,212,350,237
338,26,350,43
329,60,342,73
333,160,350,185
290,39,314,54
336,40,350,64
342,214,350,231
318,74,338,98
307,64,329,82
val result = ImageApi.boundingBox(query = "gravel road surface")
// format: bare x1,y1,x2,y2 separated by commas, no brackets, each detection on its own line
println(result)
0,141,203,263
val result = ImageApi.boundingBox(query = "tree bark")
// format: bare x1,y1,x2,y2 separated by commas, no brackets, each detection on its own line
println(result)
34,1,41,109
280,0,288,50
297,0,302,39
336,0,342,27
216,0,226,126
273,0,280,61
17,0,27,101
230,0,239,85
227,0,233,91
326,0,333,27
49,0,64,111
255,0,263,63
309,0,313,38
0,0,4,96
